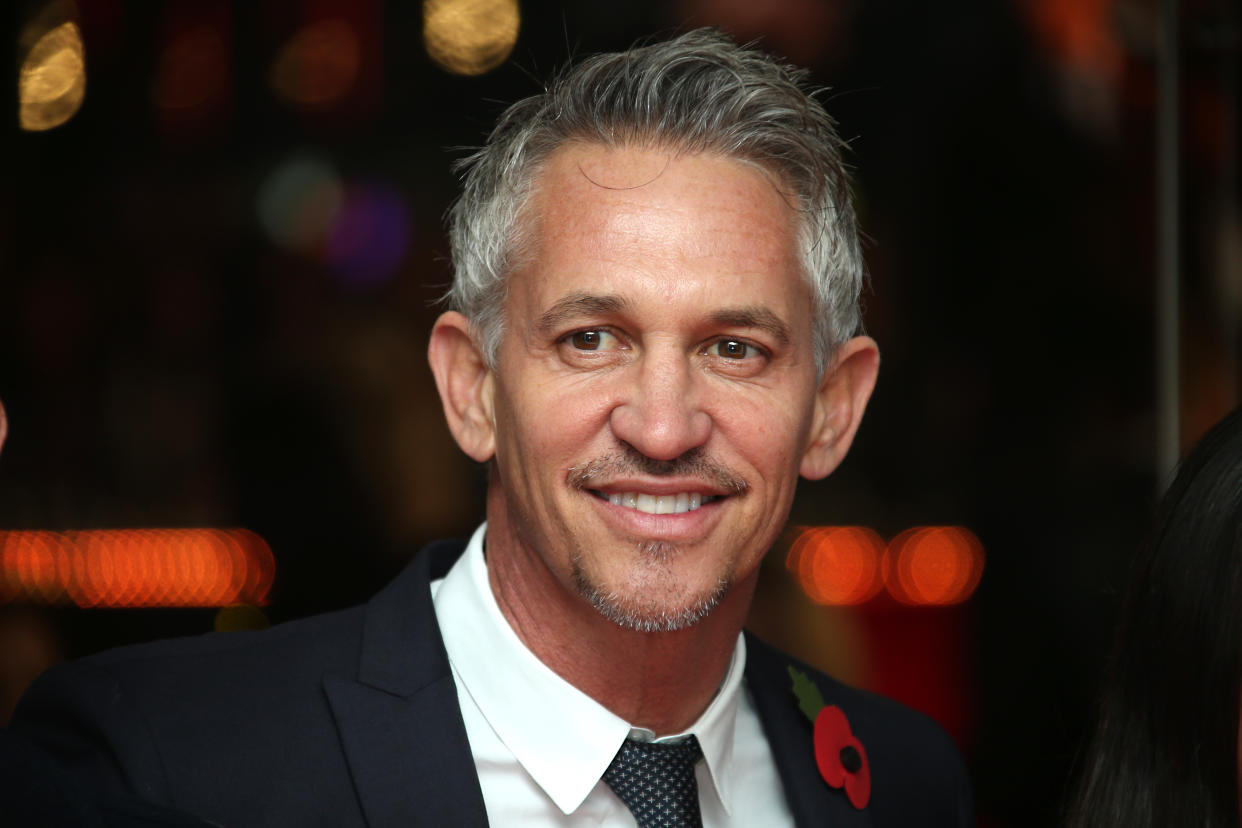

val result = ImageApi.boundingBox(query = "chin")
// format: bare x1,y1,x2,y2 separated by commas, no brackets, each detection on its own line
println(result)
571,541,731,633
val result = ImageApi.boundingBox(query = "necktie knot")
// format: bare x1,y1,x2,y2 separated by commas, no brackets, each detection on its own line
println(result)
603,736,704,828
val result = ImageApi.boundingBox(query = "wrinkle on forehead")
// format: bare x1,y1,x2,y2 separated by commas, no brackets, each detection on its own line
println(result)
564,141,799,213
575,151,671,190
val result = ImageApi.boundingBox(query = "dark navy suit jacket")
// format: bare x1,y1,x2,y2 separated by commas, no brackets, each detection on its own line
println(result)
10,541,972,826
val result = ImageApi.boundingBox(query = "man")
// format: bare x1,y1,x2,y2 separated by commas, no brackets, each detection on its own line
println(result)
11,29,971,826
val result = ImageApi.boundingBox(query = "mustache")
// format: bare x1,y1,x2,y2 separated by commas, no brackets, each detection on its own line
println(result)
566,446,748,495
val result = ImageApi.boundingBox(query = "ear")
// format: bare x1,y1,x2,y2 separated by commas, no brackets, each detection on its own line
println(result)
427,311,496,462
800,336,880,480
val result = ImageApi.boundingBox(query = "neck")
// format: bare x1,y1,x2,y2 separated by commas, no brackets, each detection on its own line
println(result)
484,518,756,736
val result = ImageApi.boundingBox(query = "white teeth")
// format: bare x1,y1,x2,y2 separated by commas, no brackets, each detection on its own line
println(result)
604,491,710,515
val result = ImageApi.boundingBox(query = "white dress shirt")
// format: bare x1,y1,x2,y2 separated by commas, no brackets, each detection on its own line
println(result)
431,523,796,826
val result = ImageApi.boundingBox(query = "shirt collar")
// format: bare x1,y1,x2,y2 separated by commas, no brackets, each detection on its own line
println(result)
433,523,746,816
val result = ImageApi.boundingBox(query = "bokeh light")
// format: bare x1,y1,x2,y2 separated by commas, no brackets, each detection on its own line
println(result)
256,153,344,253
788,525,985,606
324,183,412,290
423,0,520,77
884,527,985,606
153,25,229,114
270,19,361,109
1022,0,1121,79
787,526,886,605
18,19,87,131
0,529,275,608
2,532,62,605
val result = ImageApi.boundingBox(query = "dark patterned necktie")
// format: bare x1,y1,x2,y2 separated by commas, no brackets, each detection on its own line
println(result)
602,735,704,828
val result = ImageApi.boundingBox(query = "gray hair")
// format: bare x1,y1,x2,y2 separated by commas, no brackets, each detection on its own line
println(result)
445,27,864,373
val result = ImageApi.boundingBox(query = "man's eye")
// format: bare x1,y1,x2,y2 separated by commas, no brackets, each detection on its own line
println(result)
708,339,760,359
567,329,618,351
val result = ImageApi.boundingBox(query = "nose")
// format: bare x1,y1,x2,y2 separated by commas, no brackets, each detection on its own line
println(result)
608,345,711,462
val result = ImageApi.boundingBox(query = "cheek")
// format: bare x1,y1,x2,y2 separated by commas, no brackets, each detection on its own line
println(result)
714,393,813,478
494,374,616,475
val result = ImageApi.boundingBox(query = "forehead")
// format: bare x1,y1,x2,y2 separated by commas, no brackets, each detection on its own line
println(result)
512,143,807,316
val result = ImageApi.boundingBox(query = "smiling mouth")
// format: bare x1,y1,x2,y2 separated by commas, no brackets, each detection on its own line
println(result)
590,490,722,515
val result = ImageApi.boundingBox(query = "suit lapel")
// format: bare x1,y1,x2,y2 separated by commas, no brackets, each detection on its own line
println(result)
745,633,872,828
325,542,488,827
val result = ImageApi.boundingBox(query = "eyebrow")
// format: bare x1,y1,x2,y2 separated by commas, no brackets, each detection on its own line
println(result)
534,293,632,335
534,294,792,346
709,306,792,346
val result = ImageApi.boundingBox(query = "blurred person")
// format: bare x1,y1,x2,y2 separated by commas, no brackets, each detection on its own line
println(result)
1066,405,1242,826
10,30,970,826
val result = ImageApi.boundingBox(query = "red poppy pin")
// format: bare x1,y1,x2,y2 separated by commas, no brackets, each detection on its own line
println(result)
789,666,871,809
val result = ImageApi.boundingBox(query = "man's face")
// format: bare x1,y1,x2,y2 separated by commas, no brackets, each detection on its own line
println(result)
461,143,866,631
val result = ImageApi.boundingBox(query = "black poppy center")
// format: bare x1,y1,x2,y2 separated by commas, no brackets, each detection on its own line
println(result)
839,745,862,773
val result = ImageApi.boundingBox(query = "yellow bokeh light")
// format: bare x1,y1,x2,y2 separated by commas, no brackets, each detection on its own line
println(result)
423,0,520,77
19,20,86,131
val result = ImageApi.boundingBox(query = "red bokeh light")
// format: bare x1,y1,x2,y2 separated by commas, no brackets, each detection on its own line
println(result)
787,526,886,605
884,527,985,606
787,525,985,606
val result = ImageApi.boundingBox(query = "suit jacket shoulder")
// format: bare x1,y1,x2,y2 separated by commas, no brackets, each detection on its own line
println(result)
9,540,484,828
745,632,973,827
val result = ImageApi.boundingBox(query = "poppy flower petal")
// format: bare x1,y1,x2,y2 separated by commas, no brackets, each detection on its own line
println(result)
813,705,871,809
842,737,871,809
813,705,850,787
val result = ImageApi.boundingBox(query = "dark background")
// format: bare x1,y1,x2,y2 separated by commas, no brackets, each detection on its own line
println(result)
2,1,1239,825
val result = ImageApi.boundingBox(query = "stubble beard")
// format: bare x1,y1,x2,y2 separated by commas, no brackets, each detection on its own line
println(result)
571,540,731,633
563,446,746,632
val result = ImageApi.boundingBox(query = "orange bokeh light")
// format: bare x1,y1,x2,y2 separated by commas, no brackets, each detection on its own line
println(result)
0,531,62,603
787,526,886,605
270,19,360,109
154,25,229,113
789,525,985,606
884,527,985,606
0,529,274,608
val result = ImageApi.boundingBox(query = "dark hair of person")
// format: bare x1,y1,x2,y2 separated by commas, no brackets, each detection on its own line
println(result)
1067,405,1242,826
